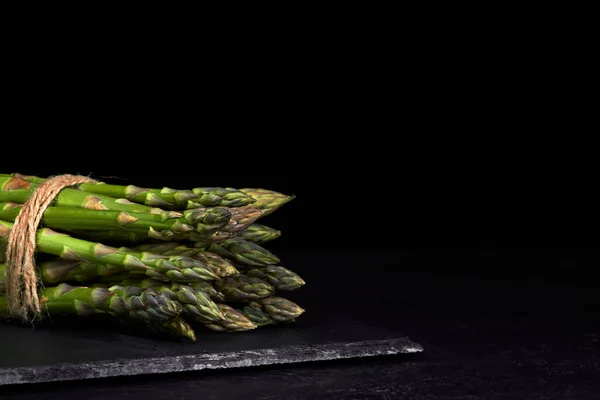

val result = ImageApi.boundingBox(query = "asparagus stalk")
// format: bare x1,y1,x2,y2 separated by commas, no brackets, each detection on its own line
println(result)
240,296,305,326
0,220,220,283
238,224,281,244
85,253,238,281
0,174,257,210
245,266,306,291
0,274,197,341
213,275,274,302
133,243,239,278
0,173,46,184
39,257,218,285
189,206,263,246
2,258,216,296
186,187,256,208
86,277,253,333
188,281,226,302
112,279,225,323
66,230,152,245
203,304,257,332
202,238,280,267
191,222,281,246
71,205,262,246
0,283,182,322
251,297,305,322
92,278,228,304
134,242,187,254
213,205,261,233
0,202,232,241
0,176,164,214
239,304,275,326
239,188,294,216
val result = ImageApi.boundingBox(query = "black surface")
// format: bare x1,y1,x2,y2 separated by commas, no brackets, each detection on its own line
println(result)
3,314,598,400
0,315,421,385
0,334,421,386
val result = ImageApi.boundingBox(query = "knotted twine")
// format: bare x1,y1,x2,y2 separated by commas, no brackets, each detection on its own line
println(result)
5,174,97,322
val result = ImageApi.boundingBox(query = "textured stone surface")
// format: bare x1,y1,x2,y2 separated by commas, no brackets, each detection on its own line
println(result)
0,336,421,385
0,312,422,385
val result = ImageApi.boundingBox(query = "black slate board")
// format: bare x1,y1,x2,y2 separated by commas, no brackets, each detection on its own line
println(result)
0,312,422,385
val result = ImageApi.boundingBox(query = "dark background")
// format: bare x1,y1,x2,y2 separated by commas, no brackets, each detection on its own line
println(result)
2,139,595,253
0,13,597,397
1,37,598,396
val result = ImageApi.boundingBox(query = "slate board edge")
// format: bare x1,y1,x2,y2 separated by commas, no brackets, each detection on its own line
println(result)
0,337,423,386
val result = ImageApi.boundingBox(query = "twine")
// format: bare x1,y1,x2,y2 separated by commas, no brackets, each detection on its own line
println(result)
5,174,97,322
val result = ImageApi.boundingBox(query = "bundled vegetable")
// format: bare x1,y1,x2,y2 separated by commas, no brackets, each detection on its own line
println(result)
0,173,304,341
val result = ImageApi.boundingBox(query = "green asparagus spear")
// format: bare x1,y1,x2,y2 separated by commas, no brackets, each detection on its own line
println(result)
0,174,257,210
248,296,305,322
239,305,275,326
113,279,225,323
0,220,219,283
0,176,164,214
213,275,274,302
133,243,239,278
38,257,218,285
239,188,294,216
66,230,152,245
187,281,226,302
1,262,232,305
0,202,232,241
188,187,256,208
215,205,262,233
186,206,263,246
77,184,197,209
239,296,305,326
245,266,306,291
203,304,257,332
203,238,280,267
0,279,196,341
0,173,46,184
238,224,281,244
76,183,256,209
0,283,182,322
71,205,261,246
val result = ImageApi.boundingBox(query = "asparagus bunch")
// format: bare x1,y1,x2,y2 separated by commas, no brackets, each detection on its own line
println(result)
0,172,302,340
0,176,265,243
